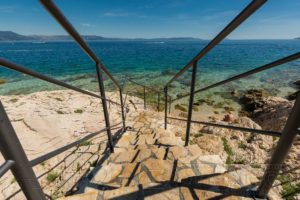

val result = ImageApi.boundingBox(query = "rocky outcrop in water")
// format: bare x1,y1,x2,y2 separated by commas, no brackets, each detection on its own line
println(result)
239,89,270,114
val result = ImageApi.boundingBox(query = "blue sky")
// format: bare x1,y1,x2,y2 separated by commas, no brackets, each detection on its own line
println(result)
0,0,299,39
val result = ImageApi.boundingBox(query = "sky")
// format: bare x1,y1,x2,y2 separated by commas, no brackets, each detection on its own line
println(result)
0,0,299,39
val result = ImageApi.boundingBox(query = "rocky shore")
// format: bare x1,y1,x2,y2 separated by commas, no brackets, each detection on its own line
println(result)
0,88,299,199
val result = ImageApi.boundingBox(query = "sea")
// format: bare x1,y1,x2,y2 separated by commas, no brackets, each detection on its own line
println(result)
0,39,299,101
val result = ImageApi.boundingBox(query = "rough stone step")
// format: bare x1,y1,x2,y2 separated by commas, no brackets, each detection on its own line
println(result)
58,168,263,200
113,144,206,161
156,136,185,146
116,134,183,147
88,155,227,188
107,147,166,164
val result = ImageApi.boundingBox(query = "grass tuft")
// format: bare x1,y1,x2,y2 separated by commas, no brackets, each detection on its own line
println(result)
74,109,84,114
47,171,59,182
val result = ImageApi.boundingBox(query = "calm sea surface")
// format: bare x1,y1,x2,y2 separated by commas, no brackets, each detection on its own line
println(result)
0,40,299,98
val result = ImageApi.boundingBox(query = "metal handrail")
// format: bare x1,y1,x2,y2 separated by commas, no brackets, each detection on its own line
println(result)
167,116,284,137
125,77,162,94
30,122,122,167
124,77,168,111
39,0,120,90
38,0,126,148
0,58,122,106
164,0,266,88
0,160,15,178
170,52,300,103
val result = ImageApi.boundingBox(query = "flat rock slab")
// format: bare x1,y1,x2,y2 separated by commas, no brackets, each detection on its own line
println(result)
93,163,123,184
142,158,174,182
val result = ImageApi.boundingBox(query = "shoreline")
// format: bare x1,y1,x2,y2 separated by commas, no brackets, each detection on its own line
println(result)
0,89,298,199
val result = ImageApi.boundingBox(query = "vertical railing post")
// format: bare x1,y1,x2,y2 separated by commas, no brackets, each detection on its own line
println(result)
0,101,46,200
119,88,126,130
157,92,160,112
256,93,300,198
169,96,171,114
164,87,168,130
143,86,146,110
95,63,114,153
185,62,198,146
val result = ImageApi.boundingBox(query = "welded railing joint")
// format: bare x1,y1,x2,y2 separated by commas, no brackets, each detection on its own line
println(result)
0,160,15,178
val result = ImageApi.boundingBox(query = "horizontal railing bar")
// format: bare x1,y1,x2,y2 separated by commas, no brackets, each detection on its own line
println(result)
30,122,122,166
167,116,284,137
30,129,106,166
164,0,266,87
0,58,122,106
0,160,15,178
171,52,300,102
39,0,121,89
126,79,161,93
30,122,120,167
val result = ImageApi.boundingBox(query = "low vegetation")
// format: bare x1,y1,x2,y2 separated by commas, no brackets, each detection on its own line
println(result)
238,141,247,150
47,171,59,182
54,97,63,101
9,98,18,103
174,104,187,112
277,174,300,200
79,140,93,146
56,110,64,114
74,109,84,114
222,137,234,165
194,132,203,138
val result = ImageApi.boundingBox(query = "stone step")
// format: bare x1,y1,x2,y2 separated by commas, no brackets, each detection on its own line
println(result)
116,133,183,147
58,168,261,200
113,144,206,161
88,155,227,188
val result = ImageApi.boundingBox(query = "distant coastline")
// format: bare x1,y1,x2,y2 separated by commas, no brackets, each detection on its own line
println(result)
0,31,201,42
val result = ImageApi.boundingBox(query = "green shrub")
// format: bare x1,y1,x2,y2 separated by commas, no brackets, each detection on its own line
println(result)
222,137,233,156
222,137,234,165
79,140,93,146
47,171,59,182
55,97,63,101
194,133,203,138
250,163,261,168
56,110,64,114
9,98,18,103
278,174,300,200
234,159,246,164
238,141,247,150
74,109,84,114
174,104,187,112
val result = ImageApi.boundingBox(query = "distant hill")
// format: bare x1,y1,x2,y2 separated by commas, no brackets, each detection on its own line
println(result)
0,31,200,42
0,31,33,41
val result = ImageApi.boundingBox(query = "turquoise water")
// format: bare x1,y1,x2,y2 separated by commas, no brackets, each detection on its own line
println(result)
0,40,299,97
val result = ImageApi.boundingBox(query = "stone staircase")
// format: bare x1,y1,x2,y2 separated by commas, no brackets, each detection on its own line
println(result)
57,111,275,200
